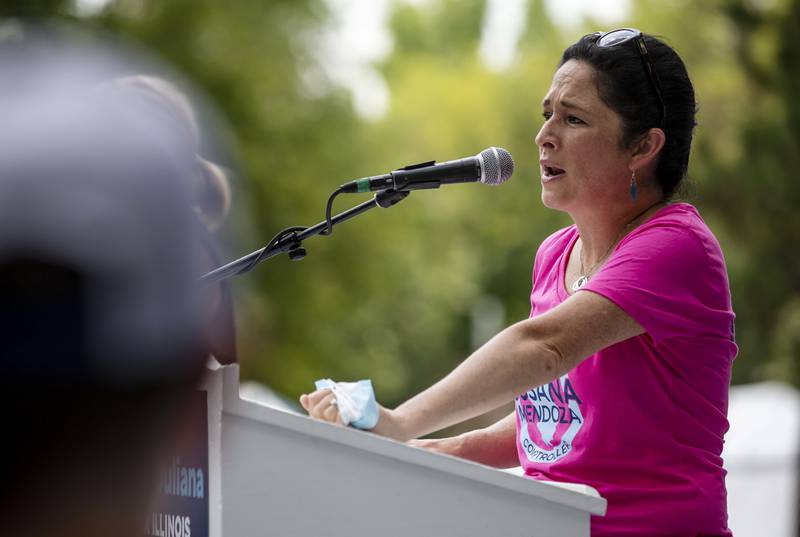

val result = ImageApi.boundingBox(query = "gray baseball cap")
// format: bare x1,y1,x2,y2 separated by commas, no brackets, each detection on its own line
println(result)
0,23,208,385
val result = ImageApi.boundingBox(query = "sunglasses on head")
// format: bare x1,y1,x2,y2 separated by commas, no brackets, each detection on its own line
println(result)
590,28,667,127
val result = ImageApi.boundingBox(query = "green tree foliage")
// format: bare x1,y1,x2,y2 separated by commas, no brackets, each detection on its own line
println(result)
3,0,797,405
699,0,800,386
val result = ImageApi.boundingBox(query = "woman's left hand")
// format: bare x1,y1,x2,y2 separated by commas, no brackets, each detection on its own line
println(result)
300,389,413,441
299,388,344,425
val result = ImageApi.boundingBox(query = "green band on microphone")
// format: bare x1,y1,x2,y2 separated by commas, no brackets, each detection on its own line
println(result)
356,178,371,193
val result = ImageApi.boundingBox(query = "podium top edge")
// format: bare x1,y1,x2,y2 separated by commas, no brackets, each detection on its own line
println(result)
205,365,608,516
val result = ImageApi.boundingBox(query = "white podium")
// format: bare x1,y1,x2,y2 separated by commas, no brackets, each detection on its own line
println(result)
202,365,606,537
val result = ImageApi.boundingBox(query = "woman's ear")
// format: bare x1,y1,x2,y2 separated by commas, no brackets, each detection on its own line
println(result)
629,127,666,171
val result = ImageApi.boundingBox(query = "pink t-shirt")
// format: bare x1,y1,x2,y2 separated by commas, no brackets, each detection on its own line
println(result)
515,203,737,536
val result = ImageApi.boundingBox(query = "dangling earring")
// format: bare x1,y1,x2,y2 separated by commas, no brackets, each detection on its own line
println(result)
629,170,638,201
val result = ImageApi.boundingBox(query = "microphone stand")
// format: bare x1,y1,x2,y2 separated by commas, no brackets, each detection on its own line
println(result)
200,189,410,284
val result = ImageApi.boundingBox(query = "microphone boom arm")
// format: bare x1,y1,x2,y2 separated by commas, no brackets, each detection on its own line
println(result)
199,189,410,284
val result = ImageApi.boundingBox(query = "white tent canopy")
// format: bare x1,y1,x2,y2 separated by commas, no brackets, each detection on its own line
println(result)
724,381,799,537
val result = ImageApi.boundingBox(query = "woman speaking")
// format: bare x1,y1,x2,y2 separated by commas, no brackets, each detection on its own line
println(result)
301,29,736,536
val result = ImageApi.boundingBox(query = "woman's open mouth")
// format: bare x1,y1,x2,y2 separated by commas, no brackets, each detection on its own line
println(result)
541,164,566,183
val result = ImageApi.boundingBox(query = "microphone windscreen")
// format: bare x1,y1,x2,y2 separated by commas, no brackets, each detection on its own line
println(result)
479,147,514,185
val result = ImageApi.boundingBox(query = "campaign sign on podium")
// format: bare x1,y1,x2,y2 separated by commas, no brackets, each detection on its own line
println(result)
146,390,210,537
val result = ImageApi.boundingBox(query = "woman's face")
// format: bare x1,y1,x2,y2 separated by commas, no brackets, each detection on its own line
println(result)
535,59,633,213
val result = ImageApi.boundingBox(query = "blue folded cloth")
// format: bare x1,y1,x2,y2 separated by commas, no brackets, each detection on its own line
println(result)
314,378,379,429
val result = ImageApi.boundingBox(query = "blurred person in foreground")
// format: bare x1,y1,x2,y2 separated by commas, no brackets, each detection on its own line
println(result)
103,74,238,365
0,24,211,537
302,29,737,536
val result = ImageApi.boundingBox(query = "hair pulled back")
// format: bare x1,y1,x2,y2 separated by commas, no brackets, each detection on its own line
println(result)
560,32,697,199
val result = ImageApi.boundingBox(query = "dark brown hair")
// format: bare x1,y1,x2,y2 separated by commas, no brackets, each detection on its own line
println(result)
560,33,697,199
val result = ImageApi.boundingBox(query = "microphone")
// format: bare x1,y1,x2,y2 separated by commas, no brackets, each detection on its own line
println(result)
340,147,514,193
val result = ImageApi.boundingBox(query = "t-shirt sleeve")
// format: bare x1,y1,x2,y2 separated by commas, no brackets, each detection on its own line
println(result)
582,219,733,346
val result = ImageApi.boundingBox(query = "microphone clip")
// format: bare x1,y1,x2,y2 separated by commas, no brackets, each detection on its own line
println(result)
400,160,435,171
375,189,410,208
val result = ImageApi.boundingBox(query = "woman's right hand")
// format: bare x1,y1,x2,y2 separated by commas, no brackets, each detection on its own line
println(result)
408,413,519,468
407,436,465,458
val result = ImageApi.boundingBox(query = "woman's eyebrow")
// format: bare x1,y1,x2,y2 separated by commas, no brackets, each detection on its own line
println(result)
541,97,590,114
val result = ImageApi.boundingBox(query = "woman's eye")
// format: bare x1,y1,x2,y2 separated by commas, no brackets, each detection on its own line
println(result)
542,111,552,120
567,115,584,125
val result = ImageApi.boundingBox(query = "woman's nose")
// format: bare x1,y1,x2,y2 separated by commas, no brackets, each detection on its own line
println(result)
535,121,557,151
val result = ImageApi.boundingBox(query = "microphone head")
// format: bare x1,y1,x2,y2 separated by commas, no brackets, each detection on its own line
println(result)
478,147,514,185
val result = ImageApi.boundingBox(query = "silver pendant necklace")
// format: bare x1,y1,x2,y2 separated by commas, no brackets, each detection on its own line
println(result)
571,274,590,292
571,241,614,292
571,202,662,293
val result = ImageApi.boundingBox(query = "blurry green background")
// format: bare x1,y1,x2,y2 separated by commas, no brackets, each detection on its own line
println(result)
7,0,799,420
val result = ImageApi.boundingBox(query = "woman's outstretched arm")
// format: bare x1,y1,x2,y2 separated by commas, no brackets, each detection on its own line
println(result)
300,290,643,441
